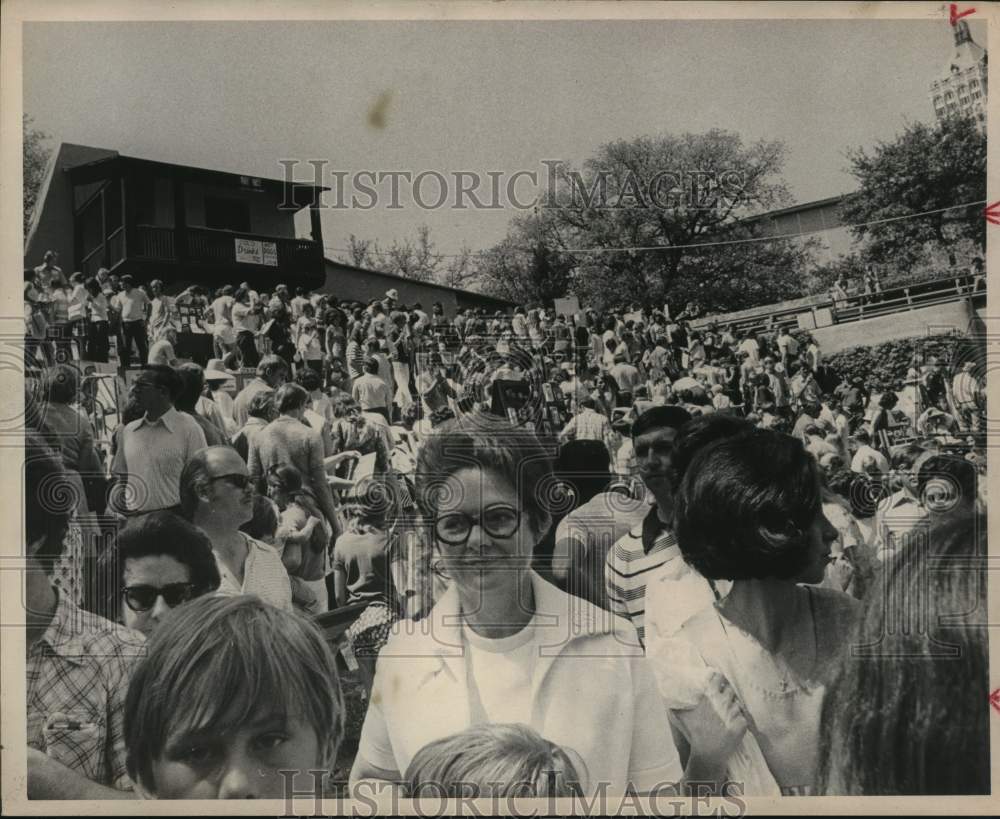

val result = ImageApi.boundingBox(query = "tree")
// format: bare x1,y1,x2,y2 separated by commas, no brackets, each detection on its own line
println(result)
438,243,477,290
476,130,815,312
23,115,52,239
840,114,986,271
339,225,443,283
471,211,575,305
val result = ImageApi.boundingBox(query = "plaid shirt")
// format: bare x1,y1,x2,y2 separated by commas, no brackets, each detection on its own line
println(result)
559,408,617,455
27,589,146,790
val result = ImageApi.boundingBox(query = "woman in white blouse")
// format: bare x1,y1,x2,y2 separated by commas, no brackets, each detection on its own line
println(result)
665,429,860,795
350,413,689,796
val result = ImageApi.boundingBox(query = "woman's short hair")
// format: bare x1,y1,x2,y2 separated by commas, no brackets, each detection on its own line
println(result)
404,723,585,798
415,412,554,537
108,511,220,621
296,367,322,392
675,430,823,580
247,390,275,421
274,383,309,414
124,594,345,794
669,414,755,493
265,463,305,495
174,363,205,411
818,514,988,794
333,396,360,418
240,494,280,541
42,364,80,405
256,354,289,380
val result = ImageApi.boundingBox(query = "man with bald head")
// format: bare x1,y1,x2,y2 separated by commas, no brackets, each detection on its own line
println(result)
180,445,292,611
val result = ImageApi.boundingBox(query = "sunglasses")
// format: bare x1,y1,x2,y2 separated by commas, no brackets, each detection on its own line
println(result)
209,473,252,490
122,583,198,612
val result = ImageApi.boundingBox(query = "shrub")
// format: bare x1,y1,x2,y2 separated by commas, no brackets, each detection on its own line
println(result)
820,332,977,393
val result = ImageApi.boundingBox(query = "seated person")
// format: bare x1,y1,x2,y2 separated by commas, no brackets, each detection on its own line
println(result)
123,594,345,799
112,511,221,636
25,431,145,799
404,723,587,798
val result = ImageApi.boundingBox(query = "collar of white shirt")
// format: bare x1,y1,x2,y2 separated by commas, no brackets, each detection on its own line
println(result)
394,570,640,683
134,406,180,432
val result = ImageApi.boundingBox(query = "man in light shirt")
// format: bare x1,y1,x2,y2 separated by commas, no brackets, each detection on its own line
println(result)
559,397,618,456
849,428,889,475
352,357,393,422
147,327,178,367
114,275,150,368
872,445,929,564
112,365,207,515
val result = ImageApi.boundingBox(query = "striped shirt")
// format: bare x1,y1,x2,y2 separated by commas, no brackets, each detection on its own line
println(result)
605,506,679,648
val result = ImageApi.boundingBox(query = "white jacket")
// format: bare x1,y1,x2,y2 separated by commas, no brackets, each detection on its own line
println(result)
355,571,682,794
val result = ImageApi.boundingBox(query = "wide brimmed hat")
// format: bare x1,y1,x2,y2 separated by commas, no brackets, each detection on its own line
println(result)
203,359,235,382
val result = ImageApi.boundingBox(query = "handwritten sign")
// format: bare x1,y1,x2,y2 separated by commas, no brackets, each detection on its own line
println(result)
553,296,580,319
261,241,278,267
235,238,263,265
235,238,279,267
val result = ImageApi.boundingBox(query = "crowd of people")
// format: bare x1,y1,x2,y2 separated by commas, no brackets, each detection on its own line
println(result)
23,250,989,801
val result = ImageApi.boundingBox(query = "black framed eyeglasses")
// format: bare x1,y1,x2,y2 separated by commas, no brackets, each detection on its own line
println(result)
434,504,521,545
209,473,251,490
122,583,198,613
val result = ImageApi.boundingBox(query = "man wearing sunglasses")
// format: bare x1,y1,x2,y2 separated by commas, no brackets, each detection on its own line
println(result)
111,365,207,516
180,445,293,612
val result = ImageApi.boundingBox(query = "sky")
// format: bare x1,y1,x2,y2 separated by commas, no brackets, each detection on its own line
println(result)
23,18,986,260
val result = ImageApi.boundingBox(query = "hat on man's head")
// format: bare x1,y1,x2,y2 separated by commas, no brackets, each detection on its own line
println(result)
203,359,235,383
386,289,399,301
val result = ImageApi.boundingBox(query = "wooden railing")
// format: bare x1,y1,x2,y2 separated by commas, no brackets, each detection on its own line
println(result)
136,225,176,259
133,225,322,274
692,272,987,337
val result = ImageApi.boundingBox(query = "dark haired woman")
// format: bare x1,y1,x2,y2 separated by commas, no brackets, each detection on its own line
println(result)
819,514,988,794
671,429,860,794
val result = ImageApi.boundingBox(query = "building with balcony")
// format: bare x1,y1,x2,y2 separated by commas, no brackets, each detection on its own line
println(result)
929,20,988,131
25,142,328,292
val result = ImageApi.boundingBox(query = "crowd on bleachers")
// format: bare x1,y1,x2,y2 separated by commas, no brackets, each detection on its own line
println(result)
23,247,989,800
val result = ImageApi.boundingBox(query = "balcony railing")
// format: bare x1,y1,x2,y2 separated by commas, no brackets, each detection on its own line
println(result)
134,225,322,273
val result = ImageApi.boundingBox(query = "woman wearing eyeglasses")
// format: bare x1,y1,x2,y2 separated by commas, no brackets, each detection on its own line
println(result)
180,445,293,612
349,412,682,796
113,511,221,636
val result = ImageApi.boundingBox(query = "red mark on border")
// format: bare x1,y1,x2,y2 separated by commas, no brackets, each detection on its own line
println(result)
985,202,1000,226
950,4,975,25
990,689,1000,715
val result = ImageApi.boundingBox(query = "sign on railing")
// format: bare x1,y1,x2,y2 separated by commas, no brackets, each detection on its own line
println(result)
234,237,279,267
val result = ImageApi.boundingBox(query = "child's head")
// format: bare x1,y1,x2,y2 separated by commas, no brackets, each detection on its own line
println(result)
125,594,344,798
403,723,587,798
240,493,281,543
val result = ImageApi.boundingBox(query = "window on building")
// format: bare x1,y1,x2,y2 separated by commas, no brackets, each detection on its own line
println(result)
204,196,251,233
